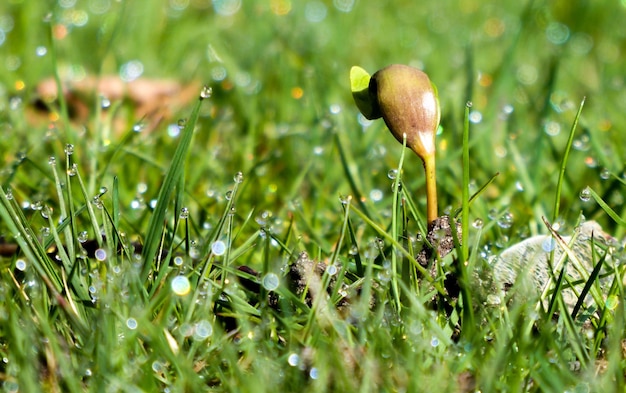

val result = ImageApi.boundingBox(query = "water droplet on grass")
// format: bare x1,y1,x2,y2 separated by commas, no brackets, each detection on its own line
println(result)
179,207,189,219
287,353,300,366
15,259,26,271
600,168,611,180
64,144,74,155
469,110,482,123
573,135,590,151
309,367,319,380
262,273,279,290
94,249,107,261
225,191,233,200
126,318,138,330
132,122,145,132
200,85,212,99
194,320,213,340
40,227,50,237
497,212,514,229
329,104,341,114
430,337,440,347
579,187,591,202
100,96,111,109
67,163,77,176
41,206,52,219
387,169,398,179
172,275,191,296
544,121,561,136
369,188,383,202
233,171,244,183
339,195,351,205
48,156,56,166
472,218,483,229
211,240,226,256
326,264,338,276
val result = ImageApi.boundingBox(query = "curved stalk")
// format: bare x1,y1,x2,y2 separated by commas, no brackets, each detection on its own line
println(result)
423,153,438,224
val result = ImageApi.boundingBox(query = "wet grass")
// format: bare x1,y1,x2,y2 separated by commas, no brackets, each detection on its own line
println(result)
1,0,626,391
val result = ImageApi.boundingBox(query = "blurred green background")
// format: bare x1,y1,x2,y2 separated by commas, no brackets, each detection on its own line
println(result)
1,0,625,247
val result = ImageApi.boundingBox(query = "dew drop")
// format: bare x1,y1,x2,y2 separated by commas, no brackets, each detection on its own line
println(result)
262,273,279,291
94,248,107,261
100,96,111,109
579,187,591,202
466,101,473,108
194,320,213,340
77,231,88,243
515,181,524,192
469,110,482,123
225,190,233,200
200,85,212,99
329,103,341,114
430,337,440,347
177,118,187,128
179,207,189,219
233,171,244,184
171,275,191,296
287,353,300,367
40,227,50,237
387,169,398,180
126,318,138,330
544,121,561,136
48,156,56,166
15,259,26,271
64,144,74,155
67,163,77,176
41,206,52,219
600,168,611,180
348,245,358,256
572,135,590,151
211,240,226,256
369,188,383,202
309,367,319,380
5,189,13,200
132,122,145,132
92,196,103,209
326,264,338,276
179,323,193,337
152,361,163,373
472,218,484,229
35,46,47,56
497,212,514,229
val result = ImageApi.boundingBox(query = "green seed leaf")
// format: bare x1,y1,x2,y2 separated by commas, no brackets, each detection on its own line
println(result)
350,66,380,120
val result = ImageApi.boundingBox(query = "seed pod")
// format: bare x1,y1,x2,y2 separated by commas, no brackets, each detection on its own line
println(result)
368,64,440,161
350,64,441,224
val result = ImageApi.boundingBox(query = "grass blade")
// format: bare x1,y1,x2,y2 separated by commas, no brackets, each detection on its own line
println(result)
552,97,585,222
141,91,206,281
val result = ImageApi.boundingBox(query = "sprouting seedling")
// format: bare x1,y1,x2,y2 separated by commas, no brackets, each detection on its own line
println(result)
350,64,440,224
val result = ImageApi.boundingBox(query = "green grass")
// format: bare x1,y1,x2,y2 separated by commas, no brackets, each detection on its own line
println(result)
1,0,626,391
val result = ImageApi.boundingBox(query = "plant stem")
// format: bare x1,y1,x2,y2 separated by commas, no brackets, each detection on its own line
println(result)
423,153,438,224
